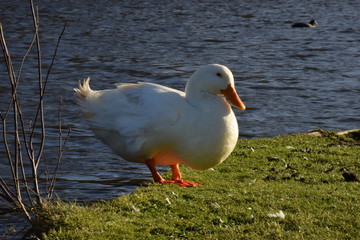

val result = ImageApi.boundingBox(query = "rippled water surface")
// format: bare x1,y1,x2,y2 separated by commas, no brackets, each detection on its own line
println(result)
1,0,359,206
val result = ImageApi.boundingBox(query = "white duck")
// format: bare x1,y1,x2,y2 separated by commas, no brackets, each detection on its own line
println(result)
74,64,246,187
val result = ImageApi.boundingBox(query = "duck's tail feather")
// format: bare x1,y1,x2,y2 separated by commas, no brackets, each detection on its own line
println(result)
74,77,92,100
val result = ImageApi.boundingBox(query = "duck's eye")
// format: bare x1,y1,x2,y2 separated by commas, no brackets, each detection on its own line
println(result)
216,73,222,77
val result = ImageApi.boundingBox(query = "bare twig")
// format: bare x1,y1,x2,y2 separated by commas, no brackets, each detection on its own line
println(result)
28,0,43,204
47,97,71,199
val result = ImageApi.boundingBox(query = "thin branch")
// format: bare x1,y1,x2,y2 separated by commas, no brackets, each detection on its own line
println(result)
47,97,70,199
0,178,17,204
49,127,70,198
16,25,37,84
28,0,42,204
43,22,67,94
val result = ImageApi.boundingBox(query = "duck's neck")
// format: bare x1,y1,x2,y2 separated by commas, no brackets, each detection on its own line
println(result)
186,89,231,115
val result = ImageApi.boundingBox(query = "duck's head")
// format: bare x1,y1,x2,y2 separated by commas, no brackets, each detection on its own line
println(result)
186,64,246,110
309,20,317,26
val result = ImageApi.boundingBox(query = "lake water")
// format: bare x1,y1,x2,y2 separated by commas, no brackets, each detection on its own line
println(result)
1,0,359,207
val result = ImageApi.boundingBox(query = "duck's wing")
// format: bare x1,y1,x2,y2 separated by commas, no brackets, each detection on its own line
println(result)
78,81,187,160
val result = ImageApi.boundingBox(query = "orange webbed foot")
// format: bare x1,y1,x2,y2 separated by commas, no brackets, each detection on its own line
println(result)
146,160,201,187
159,178,202,187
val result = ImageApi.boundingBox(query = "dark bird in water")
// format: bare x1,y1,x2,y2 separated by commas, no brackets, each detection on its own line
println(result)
292,19,317,28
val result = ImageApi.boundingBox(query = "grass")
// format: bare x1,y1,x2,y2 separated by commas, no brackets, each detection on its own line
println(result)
37,130,359,239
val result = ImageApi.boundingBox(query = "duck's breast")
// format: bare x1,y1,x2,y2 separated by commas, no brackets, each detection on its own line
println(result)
171,98,239,170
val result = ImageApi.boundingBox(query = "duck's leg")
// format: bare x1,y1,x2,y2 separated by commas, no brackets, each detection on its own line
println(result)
145,159,201,187
145,158,165,183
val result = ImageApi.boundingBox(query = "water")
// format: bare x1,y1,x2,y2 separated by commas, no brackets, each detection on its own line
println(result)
1,0,359,205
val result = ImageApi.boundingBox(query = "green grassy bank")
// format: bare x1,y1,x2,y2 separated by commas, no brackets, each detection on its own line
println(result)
38,130,359,239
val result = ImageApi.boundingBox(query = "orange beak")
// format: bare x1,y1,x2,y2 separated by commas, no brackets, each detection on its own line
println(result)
221,85,246,110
